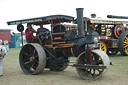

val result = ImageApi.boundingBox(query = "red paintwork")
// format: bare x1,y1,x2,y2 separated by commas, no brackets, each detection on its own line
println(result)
99,35,118,48
107,41,118,48
99,35,113,43
0,30,11,43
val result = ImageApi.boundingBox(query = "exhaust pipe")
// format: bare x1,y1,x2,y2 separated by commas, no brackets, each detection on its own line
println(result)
107,15,128,19
76,8,85,38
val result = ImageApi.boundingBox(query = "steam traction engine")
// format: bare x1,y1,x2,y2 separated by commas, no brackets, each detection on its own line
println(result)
7,8,110,80
83,16,128,55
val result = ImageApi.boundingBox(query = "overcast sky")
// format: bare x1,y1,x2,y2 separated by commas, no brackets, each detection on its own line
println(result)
0,0,128,32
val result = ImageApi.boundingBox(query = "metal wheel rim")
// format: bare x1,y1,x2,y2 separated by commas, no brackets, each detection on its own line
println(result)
76,49,110,80
124,35,128,54
19,43,46,74
114,25,125,38
99,42,107,53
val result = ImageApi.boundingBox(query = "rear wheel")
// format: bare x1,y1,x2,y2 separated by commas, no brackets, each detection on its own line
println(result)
19,43,46,74
119,31,128,56
75,49,110,80
113,25,125,39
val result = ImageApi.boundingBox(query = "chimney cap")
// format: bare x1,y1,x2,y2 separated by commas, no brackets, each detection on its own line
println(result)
91,13,96,18
76,8,84,10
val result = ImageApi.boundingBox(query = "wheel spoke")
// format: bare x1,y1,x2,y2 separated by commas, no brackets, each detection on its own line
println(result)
33,61,38,70
94,54,99,62
125,48,128,53
33,49,36,56
25,61,32,64
95,60,102,65
124,41,128,44
125,37,128,40
124,45,128,48
28,46,33,53
24,53,32,57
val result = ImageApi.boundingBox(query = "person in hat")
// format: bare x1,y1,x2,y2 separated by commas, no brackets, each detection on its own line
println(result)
0,39,7,77
25,23,36,43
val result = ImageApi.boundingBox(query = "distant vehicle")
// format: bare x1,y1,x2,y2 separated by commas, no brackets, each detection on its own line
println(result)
6,8,110,80
83,16,128,55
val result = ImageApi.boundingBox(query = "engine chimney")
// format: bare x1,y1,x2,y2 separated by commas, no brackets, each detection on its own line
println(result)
76,8,85,38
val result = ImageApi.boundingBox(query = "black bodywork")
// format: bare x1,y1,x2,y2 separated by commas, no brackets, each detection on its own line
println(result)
7,8,99,71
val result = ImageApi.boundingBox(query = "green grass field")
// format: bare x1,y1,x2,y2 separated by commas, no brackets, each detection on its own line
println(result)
0,48,128,85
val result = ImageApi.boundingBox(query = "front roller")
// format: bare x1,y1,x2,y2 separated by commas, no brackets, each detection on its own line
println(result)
75,49,110,80
19,43,46,74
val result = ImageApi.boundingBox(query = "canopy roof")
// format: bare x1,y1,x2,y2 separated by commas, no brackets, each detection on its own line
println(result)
7,15,74,25
83,17,128,24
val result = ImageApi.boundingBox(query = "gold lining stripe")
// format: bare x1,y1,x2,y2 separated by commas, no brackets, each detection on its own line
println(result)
63,51,66,57
71,48,75,56
45,44,73,48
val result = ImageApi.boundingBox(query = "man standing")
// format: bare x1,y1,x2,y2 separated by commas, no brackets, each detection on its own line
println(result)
25,23,36,43
0,39,6,77
4,38,9,53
